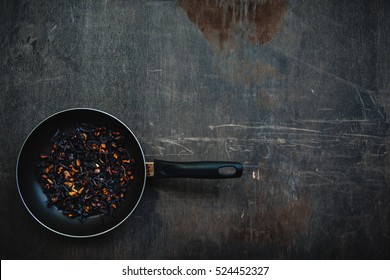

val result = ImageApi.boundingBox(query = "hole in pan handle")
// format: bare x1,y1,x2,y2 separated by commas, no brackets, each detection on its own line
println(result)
146,160,243,179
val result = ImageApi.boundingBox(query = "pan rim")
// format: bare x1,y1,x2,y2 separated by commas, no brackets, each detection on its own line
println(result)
16,107,147,238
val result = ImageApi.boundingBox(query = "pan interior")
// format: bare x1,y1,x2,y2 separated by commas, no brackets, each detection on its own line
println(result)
17,109,146,237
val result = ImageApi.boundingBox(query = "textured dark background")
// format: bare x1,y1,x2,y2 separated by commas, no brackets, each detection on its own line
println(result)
1,0,389,259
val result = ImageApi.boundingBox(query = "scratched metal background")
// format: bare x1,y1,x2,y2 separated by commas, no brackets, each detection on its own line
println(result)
1,0,389,259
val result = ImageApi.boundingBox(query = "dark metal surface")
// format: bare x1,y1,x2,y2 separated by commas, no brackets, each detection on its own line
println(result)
1,0,390,259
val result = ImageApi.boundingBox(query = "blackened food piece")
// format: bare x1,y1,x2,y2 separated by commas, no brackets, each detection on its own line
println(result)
36,124,135,222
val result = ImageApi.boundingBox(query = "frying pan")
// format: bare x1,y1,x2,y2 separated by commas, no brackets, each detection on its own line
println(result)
16,108,243,238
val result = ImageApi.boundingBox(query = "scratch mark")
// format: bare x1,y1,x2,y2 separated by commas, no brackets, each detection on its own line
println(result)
355,87,367,120
298,171,334,183
263,145,271,158
228,146,238,152
159,139,194,154
70,7,75,24
151,145,165,155
317,108,335,111
183,137,238,142
366,90,386,119
31,76,64,85
183,137,218,142
299,119,371,124
224,141,230,156
289,142,321,149
209,123,322,134
50,24,57,32
342,133,387,139
274,47,376,95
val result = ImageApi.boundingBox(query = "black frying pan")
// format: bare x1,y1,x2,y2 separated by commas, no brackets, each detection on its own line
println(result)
16,108,243,238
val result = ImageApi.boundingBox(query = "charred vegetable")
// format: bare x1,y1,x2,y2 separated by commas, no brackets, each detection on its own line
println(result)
36,124,135,223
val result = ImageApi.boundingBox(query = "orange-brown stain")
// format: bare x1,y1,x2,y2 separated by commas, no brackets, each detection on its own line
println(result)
178,0,288,50
215,58,278,85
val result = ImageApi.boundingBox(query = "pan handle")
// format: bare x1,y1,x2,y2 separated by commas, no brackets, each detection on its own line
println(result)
148,160,243,179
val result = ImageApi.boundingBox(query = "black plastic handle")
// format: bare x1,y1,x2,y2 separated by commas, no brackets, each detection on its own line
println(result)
153,160,243,179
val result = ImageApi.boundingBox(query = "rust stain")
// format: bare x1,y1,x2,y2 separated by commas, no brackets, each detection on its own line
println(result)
178,0,288,50
215,58,277,85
